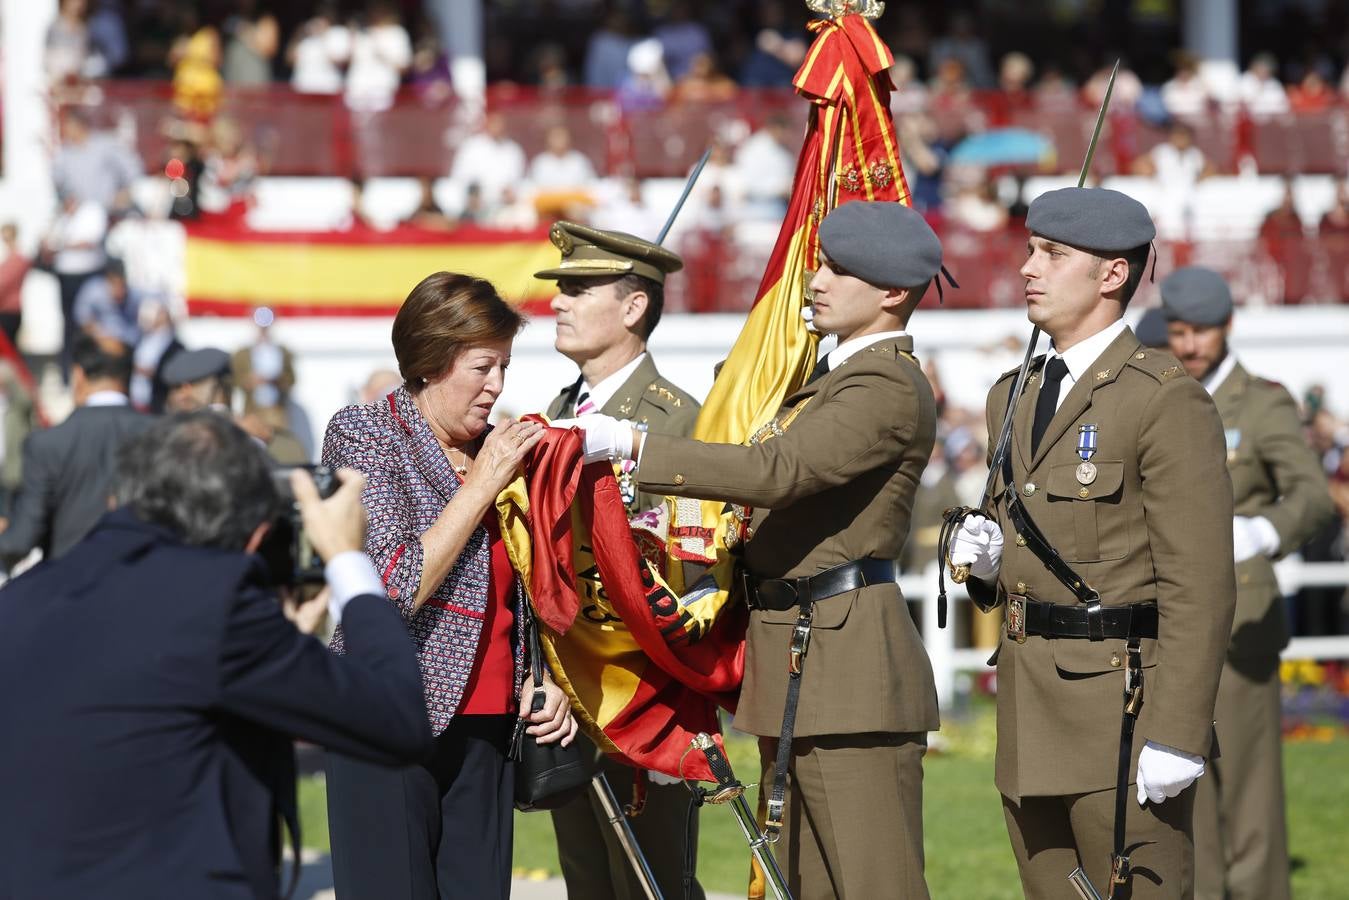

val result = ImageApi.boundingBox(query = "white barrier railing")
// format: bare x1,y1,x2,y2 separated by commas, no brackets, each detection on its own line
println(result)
906,559,1349,708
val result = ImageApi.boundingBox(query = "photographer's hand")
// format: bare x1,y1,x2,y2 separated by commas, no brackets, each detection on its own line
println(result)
292,467,368,560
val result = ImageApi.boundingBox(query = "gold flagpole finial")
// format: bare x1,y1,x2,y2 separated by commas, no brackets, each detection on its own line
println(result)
806,0,885,19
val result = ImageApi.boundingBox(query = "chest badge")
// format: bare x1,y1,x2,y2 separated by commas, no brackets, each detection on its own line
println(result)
1076,423,1099,485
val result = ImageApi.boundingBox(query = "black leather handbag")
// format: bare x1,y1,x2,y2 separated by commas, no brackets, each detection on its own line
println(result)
511,600,591,812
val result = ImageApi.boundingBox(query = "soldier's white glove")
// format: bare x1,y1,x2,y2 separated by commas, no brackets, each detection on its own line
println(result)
647,769,683,785
550,415,635,463
1232,515,1279,564
948,514,1004,580
1136,740,1205,806
801,305,821,334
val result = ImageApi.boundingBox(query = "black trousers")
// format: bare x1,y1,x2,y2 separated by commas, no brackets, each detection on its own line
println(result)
326,714,515,900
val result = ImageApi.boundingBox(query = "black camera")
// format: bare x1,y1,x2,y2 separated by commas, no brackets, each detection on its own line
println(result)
257,464,340,586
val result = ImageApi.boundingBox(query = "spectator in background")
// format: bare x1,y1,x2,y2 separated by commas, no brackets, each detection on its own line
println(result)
1161,51,1211,120
409,26,453,105
654,1,712,81
0,362,36,521
929,13,994,88
401,177,455,231
46,0,106,84
232,307,312,462
344,1,411,113
670,52,737,104
530,42,571,89
946,167,1009,232
897,112,950,214
888,55,929,116
1289,69,1335,113
168,17,222,119
1084,58,1142,112
928,57,980,128
86,0,129,75
221,9,277,85
39,192,108,382
584,10,637,89
451,113,527,211
1259,180,1304,240
990,52,1035,124
740,0,806,88
590,177,662,238
618,38,672,112
486,186,540,231
1319,182,1349,236
288,6,351,94
0,225,31,348
129,297,182,413
1133,121,1214,237
163,346,232,414
51,107,142,215
73,258,144,348
198,117,258,218
358,367,402,405
528,126,597,191
1033,63,1078,113
0,334,150,567
1237,53,1290,118
734,115,796,220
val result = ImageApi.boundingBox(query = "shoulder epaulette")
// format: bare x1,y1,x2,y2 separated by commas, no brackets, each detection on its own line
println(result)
1125,348,1187,383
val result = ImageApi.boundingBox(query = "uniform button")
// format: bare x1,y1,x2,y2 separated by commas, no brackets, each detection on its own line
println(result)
1110,652,1122,668
745,526,755,540
388,588,400,600
1078,487,1090,499
1016,534,1026,547
673,474,685,485
1135,352,1146,360
1023,483,1036,497
1015,582,1027,593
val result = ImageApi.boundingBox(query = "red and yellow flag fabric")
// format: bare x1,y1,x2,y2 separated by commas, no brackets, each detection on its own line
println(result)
183,222,558,317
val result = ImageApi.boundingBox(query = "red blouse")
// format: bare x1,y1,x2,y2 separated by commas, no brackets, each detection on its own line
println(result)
457,515,518,715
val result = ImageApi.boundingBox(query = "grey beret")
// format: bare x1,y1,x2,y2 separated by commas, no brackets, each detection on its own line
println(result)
1026,187,1156,251
1134,307,1169,348
818,201,943,290
1160,266,1233,326
162,347,231,387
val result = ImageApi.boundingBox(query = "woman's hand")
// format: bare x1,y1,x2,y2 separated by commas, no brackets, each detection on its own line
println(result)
521,674,578,747
465,418,544,497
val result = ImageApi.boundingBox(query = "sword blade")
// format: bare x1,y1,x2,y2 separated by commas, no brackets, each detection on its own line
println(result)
655,147,713,246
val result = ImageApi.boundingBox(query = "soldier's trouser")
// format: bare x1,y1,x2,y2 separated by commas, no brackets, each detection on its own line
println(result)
760,732,929,900
550,744,705,900
1194,657,1290,900
1002,783,1195,899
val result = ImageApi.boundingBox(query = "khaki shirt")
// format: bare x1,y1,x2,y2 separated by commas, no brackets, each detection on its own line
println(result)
1214,362,1334,659
546,354,699,514
638,337,940,739
968,327,1236,800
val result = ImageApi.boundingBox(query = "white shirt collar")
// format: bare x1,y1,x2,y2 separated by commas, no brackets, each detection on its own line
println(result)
585,352,647,412
1201,352,1237,396
1049,318,1128,384
84,390,129,407
826,329,909,371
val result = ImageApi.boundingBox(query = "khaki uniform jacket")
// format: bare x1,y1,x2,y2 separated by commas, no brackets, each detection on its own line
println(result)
968,328,1236,801
638,337,940,739
1215,362,1334,660
546,354,699,514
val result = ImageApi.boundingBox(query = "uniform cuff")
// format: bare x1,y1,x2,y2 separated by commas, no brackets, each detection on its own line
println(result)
325,551,385,626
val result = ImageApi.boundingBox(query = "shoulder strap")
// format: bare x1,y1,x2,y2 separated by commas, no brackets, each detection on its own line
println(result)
1000,452,1100,607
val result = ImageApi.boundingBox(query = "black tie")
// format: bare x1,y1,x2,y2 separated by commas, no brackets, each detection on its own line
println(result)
1030,356,1069,457
807,356,831,383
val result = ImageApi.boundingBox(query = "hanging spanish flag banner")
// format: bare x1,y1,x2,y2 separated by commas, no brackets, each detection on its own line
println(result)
183,222,558,317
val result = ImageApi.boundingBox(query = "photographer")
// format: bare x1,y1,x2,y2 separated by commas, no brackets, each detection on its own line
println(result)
0,412,431,899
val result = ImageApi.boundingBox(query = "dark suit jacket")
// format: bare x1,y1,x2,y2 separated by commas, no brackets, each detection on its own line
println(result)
0,510,431,900
0,401,152,564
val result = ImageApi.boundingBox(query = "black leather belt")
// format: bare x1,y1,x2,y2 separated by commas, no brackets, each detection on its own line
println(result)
1020,598,1157,640
743,557,896,611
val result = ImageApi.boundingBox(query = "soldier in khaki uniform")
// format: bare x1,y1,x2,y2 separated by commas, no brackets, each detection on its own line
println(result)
952,188,1237,898
560,201,944,899
1161,267,1335,900
534,221,704,900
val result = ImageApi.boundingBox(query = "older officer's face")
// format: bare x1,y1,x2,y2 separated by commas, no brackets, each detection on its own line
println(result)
808,257,889,341
1166,320,1230,380
1021,236,1126,341
550,276,644,363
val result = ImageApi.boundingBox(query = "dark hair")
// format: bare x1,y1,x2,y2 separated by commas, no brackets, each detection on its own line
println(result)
72,332,132,385
391,272,525,393
1117,243,1152,307
613,273,664,339
113,412,279,549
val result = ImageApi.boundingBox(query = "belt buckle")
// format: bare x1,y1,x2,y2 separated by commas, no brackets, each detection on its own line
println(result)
1007,593,1027,644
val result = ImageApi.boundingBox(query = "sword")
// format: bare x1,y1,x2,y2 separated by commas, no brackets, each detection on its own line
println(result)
946,59,1119,586
656,147,713,245
687,733,793,900
592,772,665,900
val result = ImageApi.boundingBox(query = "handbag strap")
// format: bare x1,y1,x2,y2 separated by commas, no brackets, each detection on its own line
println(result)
511,596,548,760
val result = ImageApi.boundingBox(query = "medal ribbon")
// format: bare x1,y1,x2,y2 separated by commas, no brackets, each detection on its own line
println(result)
1077,424,1098,461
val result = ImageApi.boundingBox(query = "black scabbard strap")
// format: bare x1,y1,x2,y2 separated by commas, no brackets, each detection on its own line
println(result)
1109,638,1145,896
765,580,814,842
1001,453,1101,609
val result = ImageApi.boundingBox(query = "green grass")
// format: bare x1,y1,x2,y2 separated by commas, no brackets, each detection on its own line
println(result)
299,716,1349,897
